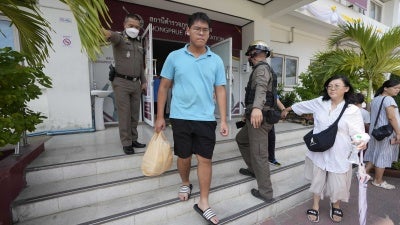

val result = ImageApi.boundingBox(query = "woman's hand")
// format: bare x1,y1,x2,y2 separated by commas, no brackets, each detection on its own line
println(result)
354,141,368,151
395,133,400,143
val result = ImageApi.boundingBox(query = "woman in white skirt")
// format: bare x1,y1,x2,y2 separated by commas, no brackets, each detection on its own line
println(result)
282,75,369,223
365,78,400,189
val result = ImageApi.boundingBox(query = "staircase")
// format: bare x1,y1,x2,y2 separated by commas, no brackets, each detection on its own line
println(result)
12,122,313,225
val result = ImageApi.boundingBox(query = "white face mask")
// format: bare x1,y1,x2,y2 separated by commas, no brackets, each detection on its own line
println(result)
125,27,139,39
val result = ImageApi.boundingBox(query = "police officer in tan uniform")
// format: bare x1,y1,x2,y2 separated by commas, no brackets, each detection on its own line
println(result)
236,40,276,202
103,14,147,154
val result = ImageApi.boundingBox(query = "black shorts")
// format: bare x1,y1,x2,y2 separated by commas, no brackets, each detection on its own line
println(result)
170,119,217,159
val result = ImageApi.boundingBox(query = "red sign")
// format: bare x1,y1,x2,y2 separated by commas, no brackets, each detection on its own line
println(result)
62,36,72,47
105,0,242,51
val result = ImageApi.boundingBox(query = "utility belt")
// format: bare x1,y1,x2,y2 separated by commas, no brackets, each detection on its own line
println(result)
115,73,139,81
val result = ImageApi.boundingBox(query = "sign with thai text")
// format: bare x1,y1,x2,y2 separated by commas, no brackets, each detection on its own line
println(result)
105,0,242,51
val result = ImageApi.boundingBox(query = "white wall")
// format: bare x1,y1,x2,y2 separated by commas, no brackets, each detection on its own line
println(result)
383,0,400,26
29,0,93,133
270,24,328,77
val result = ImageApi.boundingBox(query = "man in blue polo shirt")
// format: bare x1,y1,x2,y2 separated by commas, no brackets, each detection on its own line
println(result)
155,12,228,225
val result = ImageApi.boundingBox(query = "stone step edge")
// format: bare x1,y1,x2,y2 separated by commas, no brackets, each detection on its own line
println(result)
25,133,306,172
219,183,311,225
25,139,236,172
18,142,306,206
13,158,304,209
78,173,309,225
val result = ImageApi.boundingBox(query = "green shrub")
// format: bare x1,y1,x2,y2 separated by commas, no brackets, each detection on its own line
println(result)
277,84,299,107
0,47,52,147
392,161,400,170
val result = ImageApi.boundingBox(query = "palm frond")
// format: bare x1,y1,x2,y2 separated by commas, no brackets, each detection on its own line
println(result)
377,26,400,57
60,0,111,61
0,0,52,66
376,56,400,73
0,0,111,65
316,49,363,75
329,22,380,58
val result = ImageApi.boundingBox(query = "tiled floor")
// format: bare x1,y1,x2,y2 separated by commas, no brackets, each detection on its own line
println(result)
259,174,400,225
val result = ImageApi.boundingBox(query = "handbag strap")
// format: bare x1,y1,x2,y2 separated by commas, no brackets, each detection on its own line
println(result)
373,96,386,128
332,101,349,126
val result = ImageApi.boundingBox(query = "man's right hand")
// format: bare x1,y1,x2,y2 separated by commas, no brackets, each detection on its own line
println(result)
154,118,166,133
102,28,111,39
250,108,263,128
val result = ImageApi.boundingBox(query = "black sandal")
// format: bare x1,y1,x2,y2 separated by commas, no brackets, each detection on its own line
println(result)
330,203,343,223
193,204,218,225
306,209,319,223
178,184,193,201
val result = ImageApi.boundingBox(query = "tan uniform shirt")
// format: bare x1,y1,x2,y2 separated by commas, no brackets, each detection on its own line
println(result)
109,31,146,84
247,61,274,111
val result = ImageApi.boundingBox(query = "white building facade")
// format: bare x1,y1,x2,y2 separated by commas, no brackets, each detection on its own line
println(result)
1,0,398,134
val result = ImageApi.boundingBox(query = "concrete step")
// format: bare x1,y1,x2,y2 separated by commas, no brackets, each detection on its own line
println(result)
24,140,238,186
13,122,313,224
13,143,309,223
24,126,310,186
14,156,308,225
144,171,311,225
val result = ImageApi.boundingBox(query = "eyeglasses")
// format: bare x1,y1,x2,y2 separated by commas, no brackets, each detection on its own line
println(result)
191,26,210,34
326,84,346,90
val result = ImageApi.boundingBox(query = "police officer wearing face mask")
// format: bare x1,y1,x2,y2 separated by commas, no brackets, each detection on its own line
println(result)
103,13,147,154
236,40,276,202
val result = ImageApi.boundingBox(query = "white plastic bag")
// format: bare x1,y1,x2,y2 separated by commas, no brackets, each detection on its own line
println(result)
141,131,172,176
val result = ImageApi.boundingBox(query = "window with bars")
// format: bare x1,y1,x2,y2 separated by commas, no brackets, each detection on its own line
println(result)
270,54,298,87
369,1,382,22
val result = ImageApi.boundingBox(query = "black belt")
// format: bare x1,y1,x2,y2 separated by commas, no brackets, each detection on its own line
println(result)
115,73,139,81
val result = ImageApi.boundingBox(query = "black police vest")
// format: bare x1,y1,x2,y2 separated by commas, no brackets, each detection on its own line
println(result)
244,62,278,108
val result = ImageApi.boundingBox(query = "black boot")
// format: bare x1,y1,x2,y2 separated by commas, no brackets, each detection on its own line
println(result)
239,168,255,178
123,146,135,155
132,141,146,148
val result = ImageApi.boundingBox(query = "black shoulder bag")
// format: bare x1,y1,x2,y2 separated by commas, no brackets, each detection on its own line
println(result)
371,97,393,141
303,101,348,152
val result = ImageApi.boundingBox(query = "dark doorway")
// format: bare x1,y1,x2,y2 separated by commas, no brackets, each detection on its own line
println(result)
153,39,185,74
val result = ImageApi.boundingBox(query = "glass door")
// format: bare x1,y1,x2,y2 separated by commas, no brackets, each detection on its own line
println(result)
210,38,233,121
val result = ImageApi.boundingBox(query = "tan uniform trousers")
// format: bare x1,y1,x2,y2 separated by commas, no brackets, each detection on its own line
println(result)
112,77,141,147
236,119,273,199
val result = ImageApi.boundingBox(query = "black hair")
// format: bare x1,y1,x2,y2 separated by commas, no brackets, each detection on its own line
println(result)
124,13,143,27
374,78,400,97
321,75,354,101
349,93,365,104
188,12,211,28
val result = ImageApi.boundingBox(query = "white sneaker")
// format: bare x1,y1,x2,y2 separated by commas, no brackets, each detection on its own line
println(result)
371,181,395,189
